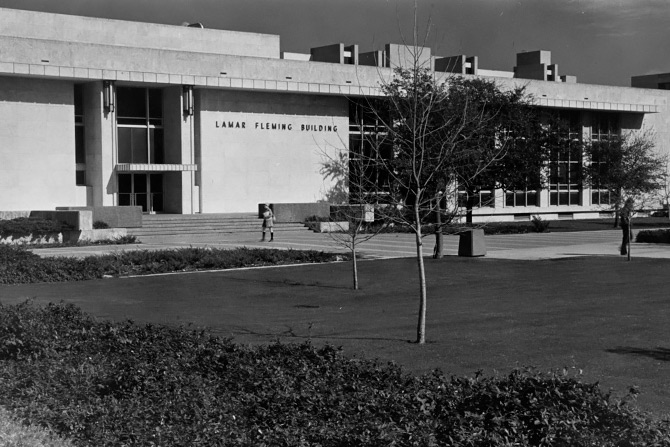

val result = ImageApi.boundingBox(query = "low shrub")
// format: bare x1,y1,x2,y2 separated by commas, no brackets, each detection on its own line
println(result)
636,229,670,244
531,215,551,233
92,220,110,229
0,217,73,238
0,302,668,447
15,235,139,249
304,215,330,222
0,246,347,284
481,223,534,235
83,235,138,245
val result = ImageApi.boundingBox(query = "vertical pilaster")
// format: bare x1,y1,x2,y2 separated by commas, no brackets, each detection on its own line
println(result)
83,81,116,207
163,86,197,213
581,111,592,206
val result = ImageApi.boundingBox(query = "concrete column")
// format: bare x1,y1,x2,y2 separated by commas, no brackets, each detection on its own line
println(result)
83,81,116,207
539,188,550,208
494,188,504,209
163,86,196,213
581,111,592,206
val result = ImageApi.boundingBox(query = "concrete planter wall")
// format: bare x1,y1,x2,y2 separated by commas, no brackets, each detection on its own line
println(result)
56,206,142,228
259,202,330,223
306,221,349,233
30,210,93,231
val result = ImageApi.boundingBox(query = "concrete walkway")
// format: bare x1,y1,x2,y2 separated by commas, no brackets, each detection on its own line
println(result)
29,228,670,260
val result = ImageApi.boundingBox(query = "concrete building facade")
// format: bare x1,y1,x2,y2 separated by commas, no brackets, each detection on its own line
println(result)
1,8,668,221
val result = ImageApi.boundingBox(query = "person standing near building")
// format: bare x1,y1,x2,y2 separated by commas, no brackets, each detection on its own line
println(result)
262,204,275,242
619,197,634,255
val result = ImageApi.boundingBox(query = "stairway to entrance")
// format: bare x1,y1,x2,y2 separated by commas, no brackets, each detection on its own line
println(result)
128,213,309,237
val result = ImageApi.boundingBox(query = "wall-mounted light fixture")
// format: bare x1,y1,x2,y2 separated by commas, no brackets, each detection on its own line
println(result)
183,85,194,116
103,81,115,113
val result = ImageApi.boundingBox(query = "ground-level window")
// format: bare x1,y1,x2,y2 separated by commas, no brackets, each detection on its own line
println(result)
458,188,495,208
505,189,538,207
116,87,164,164
118,173,163,213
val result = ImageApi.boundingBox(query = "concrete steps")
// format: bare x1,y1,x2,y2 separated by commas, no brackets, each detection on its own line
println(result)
128,213,309,237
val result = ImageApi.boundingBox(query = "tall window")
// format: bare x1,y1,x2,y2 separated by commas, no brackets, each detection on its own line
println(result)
348,99,392,203
116,87,164,164
549,111,582,206
590,112,619,205
74,84,86,185
504,137,539,207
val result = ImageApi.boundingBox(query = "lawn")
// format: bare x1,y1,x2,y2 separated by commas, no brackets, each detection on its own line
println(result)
2,255,669,419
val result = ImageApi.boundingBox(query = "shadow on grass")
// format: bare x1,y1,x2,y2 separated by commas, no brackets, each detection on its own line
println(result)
228,325,411,343
606,346,670,362
226,275,353,290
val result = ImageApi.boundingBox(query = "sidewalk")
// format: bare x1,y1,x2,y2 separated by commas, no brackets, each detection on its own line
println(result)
28,229,670,261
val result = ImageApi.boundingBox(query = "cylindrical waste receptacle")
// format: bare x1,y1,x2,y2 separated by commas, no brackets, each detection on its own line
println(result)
458,229,486,257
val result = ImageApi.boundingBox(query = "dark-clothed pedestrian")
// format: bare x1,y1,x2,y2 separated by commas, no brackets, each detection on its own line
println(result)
619,198,634,255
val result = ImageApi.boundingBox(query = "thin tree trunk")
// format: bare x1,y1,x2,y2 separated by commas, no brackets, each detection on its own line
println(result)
414,207,427,344
433,195,443,259
627,220,632,262
352,240,359,290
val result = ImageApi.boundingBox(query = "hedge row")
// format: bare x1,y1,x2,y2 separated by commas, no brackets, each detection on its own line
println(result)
0,245,346,285
1,302,668,447
636,229,670,244
0,217,73,238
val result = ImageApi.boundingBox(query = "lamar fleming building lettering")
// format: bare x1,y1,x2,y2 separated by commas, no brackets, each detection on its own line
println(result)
0,8,668,220
215,121,338,132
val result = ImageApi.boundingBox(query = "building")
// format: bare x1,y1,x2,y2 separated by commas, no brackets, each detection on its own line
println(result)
0,8,668,222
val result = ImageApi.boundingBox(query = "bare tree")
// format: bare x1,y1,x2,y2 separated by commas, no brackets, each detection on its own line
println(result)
342,2,548,343
319,150,389,290
351,58,531,343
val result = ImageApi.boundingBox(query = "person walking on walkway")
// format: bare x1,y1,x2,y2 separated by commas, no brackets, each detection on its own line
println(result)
261,204,275,242
619,197,634,255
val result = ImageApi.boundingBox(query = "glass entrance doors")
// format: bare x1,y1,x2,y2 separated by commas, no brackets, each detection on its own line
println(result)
118,173,163,213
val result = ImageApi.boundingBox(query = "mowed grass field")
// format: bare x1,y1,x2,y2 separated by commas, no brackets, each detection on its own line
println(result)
2,254,669,418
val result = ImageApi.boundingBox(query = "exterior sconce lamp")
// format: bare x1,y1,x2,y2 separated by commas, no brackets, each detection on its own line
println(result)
183,85,194,116
103,81,115,113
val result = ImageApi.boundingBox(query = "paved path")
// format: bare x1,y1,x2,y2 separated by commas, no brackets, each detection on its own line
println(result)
30,228,670,260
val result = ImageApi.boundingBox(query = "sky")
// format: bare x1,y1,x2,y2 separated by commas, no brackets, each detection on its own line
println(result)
0,0,668,87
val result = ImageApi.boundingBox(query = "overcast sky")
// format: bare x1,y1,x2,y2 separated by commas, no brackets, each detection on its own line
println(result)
0,0,667,87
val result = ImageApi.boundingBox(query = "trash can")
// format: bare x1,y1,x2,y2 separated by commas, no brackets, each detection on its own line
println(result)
458,229,486,257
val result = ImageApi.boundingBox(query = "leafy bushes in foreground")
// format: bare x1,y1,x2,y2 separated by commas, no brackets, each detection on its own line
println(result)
636,229,670,244
0,245,345,284
0,406,76,447
1,302,668,447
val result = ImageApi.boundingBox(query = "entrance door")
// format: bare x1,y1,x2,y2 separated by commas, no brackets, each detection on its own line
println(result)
118,173,163,213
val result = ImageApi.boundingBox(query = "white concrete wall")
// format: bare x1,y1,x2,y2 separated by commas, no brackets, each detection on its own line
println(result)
0,7,280,59
197,90,349,212
0,77,79,210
